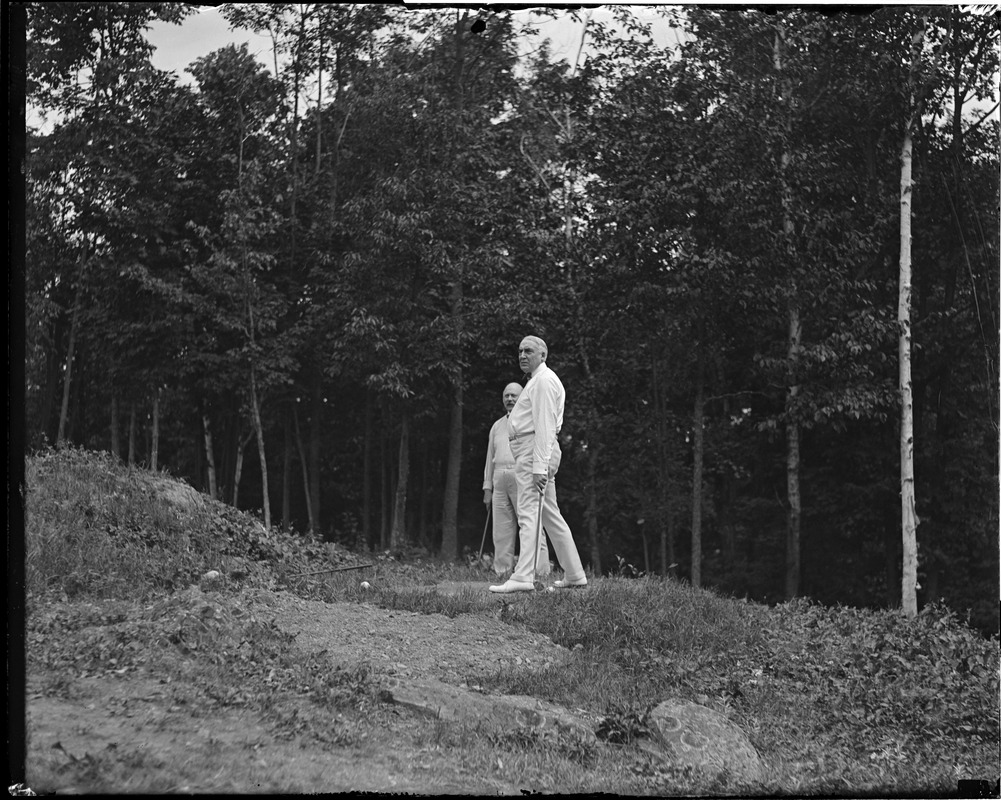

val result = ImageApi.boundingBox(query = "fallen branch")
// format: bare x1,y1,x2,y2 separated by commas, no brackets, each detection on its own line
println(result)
291,563,375,577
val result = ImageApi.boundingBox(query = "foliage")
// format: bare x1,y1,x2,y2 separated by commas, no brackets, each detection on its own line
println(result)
23,452,1000,795
23,5,1000,634
25,447,359,602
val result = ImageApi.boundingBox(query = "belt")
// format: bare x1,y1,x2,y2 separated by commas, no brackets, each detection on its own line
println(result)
508,429,559,442
493,462,515,470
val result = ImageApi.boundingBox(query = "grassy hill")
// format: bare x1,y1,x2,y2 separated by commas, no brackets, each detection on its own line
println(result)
19,447,1000,795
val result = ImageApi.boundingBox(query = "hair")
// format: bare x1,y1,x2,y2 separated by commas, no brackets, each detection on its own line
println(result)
521,335,548,359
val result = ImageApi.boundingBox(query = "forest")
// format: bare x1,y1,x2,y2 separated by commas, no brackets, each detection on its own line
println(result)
21,4,1000,634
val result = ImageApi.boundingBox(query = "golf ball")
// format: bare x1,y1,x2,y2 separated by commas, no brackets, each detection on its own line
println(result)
360,581,371,589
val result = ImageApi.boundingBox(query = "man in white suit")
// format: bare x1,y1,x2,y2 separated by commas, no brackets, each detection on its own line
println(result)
490,335,587,593
482,382,550,578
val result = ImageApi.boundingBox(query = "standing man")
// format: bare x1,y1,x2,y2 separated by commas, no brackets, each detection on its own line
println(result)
490,336,588,593
482,382,550,578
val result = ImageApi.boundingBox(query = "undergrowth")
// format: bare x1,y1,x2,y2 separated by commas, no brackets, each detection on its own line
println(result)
23,447,1001,796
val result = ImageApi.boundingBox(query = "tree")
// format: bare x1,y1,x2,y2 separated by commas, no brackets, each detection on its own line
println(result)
187,44,288,529
27,3,197,455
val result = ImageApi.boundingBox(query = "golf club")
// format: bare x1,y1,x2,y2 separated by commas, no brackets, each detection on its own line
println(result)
532,486,545,591
477,505,492,564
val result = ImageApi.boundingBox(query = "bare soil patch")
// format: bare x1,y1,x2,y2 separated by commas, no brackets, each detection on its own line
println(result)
24,585,577,795
265,586,572,684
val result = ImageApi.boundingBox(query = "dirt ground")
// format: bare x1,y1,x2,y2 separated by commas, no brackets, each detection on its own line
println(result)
23,583,577,795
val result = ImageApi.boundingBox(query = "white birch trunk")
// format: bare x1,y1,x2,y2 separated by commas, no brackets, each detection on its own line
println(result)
898,18,930,619
899,126,918,617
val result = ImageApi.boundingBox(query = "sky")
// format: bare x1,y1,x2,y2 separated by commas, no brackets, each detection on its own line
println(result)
145,5,681,83
24,5,679,134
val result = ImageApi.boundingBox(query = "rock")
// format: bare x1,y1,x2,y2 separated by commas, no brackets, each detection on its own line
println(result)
381,677,594,741
640,699,763,786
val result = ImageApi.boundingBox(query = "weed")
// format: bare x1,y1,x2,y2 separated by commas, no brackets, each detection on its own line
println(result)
488,725,599,767
24,449,1001,796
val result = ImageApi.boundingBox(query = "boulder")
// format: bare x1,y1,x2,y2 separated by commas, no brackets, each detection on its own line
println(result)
381,676,594,741
640,699,763,786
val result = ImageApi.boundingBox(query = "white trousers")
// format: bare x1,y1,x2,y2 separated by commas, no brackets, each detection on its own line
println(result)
509,437,586,584
491,468,549,574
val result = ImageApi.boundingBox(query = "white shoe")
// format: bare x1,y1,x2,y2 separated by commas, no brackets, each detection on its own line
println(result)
552,577,587,589
489,578,535,593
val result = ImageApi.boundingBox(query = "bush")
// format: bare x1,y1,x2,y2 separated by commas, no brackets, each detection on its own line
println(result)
25,447,357,602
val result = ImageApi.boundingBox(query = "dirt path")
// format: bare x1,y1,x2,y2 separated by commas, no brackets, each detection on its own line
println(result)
23,585,575,795
264,587,571,684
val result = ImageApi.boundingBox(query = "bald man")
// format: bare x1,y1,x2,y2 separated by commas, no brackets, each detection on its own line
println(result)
483,382,550,577
490,336,587,593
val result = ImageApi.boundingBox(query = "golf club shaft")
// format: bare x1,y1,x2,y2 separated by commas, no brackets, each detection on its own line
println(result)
477,505,492,561
532,486,544,581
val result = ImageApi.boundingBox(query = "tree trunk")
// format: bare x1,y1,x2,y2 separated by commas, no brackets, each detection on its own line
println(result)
690,375,705,588
40,335,60,446
110,394,120,459
441,369,463,559
772,20,803,600
785,307,802,600
418,438,430,550
233,429,252,507
898,18,929,619
309,375,322,534
380,420,389,550
203,413,218,500
390,410,410,551
57,275,83,447
585,446,602,574
128,402,136,465
150,389,160,471
292,402,315,532
899,123,918,618
363,391,373,548
282,410,291,529
249,366,271,530
653,354,676,576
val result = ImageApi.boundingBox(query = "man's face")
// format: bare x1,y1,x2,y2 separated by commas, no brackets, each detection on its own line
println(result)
502,385,521,413
518,339,545,375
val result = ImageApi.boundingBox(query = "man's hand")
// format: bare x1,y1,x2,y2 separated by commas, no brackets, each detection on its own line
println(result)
483,489,492,506
532,473,548,493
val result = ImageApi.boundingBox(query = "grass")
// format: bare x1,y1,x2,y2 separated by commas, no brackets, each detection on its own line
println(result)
22,446,1001,796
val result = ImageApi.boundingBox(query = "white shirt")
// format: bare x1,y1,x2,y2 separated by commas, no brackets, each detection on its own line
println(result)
482,415,517,491
506,362,564,475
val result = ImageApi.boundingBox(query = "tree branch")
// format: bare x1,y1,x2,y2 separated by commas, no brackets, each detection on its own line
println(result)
519,134,551,192
964,100,999,138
